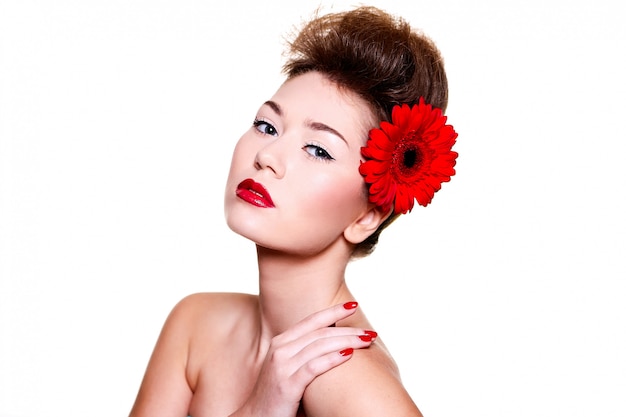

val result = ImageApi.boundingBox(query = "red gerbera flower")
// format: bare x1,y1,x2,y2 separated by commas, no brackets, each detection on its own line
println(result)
359,98,458,214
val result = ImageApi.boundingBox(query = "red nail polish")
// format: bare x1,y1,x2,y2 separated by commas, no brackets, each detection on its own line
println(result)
358,335,373,342
364,330,378,338
339,348,354,356
343,301,358,310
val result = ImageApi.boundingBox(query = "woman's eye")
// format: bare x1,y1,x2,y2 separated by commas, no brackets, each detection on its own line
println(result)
253,119,278,136
304,144,334,161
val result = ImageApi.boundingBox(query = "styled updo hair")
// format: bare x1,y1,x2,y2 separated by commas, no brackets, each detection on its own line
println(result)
282,6,449,258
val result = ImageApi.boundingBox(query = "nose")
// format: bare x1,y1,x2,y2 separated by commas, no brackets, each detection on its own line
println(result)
254,140,286,178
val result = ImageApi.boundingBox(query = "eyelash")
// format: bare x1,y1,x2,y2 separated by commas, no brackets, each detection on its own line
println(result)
253,118,278,136
303,143,334,161
252,118,335,161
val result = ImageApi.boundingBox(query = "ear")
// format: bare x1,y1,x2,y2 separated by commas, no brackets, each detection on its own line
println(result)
343,205,392,245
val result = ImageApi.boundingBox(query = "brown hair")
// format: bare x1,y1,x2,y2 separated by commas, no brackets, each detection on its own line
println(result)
282,6,449,258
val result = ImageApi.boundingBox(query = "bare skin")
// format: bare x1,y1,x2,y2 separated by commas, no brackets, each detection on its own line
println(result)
130,292,422,417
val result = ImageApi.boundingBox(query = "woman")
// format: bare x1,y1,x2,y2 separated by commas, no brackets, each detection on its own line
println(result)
130,6,457,417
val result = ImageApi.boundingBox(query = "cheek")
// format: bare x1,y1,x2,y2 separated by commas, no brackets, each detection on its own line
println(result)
303,171,367,219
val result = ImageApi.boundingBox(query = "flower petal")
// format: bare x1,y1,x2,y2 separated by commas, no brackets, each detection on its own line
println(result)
359,99,458,212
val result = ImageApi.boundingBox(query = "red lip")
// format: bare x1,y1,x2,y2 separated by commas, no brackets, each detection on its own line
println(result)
236,178,275,208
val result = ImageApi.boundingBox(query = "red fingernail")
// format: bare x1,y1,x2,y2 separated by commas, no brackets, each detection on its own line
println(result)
359,335,373,342
343,301,358,310
339,348,354,356
364,330,378,338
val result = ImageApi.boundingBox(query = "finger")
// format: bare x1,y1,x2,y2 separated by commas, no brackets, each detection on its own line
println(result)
279,302,360,343
290,344,360,388
292,332,375,369
272,325,377,363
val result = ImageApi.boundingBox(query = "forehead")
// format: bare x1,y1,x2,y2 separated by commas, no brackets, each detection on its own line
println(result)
270,71,376,143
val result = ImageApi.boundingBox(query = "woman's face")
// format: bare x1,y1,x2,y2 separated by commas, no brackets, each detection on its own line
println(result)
224,71,377,255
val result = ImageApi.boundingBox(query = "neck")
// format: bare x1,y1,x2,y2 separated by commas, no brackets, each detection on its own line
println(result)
255,240,355,338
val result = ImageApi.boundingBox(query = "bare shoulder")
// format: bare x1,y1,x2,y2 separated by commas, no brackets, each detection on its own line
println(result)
129,292,257,417
170,292,258,328
302,343,423,417
173,292,259,387
168,291,259,358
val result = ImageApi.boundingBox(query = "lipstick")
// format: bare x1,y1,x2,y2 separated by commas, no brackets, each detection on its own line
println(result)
236,178,275,208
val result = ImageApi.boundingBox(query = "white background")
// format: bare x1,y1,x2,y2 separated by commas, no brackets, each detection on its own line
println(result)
1,0,624,416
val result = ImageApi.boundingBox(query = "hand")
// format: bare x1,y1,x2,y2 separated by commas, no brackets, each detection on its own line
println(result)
231,301,377,417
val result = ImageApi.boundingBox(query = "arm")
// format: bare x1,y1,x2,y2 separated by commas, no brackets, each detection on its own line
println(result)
129,296,196,417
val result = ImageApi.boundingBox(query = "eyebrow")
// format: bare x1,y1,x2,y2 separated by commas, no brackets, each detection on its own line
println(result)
263,100,348,147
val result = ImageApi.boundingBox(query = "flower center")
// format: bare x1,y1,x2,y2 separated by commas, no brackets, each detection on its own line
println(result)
394,131,423,177
403,149,419,168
